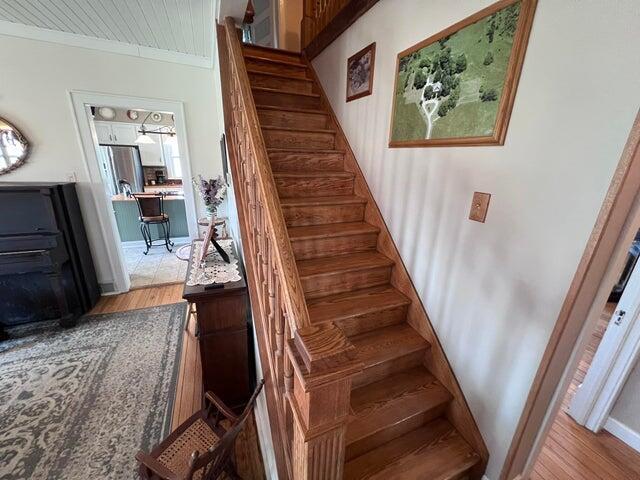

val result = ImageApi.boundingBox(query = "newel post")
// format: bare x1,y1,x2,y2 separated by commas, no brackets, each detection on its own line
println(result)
286,322,362,479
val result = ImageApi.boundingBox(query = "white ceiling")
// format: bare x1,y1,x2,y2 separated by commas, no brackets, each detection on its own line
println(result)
0,0,216,67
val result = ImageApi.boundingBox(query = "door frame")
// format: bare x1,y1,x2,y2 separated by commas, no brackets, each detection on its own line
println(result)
69,90,199,293
500,110,640,480
568,259,640,432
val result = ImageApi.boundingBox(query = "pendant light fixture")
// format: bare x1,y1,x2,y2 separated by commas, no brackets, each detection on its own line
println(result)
135,111,176,144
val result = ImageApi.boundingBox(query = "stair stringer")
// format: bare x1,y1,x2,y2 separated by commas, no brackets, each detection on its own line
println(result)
303,56,490,477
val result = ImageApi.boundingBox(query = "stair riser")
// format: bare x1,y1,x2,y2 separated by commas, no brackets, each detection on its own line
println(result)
270,152,344,172
244,58,309,78
253,89,321,110
346,404,447,461
258,110,330,130
353,350,425,389
291,232,378,260
275,176,354,198
301,265,392,299
263,129,335,150
249,72,315,93
337,304,408,337
282,203,365,227
243,48,304,65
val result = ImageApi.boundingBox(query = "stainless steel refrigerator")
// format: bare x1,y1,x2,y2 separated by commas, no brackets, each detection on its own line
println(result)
101,145,145,196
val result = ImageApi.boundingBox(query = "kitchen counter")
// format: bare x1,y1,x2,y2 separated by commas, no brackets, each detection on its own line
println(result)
111,193,185,201
145,185,183,194
111,195,188,241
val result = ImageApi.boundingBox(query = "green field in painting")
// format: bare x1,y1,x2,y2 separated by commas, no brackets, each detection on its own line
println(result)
391,72,427,140
391,1,520,142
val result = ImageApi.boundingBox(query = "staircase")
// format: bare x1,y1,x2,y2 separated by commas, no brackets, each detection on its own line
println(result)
235,42,488,479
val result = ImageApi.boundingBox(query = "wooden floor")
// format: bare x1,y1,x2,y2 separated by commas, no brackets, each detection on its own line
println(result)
531,303,640,479
90,283,185,314
91,285,266,479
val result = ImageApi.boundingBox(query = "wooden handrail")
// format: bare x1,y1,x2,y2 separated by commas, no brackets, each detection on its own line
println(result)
220,17,363,478
223,16,310,333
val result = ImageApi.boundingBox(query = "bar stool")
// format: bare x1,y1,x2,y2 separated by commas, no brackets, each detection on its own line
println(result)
132,194,174,254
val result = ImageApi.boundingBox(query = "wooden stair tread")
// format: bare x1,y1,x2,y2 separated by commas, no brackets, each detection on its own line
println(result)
297,252,393,278
344,419,480,480
257,105,329,115
347,367,452,446
279,195,366,207
243,51,306,67
262,126,336,134
273,171,353,179
242,42,303,57
247,68,314,82
268,147,344,154
288,222,378,241
307,285,409,325
351,324,428,370
252,86,320,98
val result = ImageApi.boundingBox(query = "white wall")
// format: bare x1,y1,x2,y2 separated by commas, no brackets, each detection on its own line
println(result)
611,356,640,434
278,0,303,51
0,34,224,287
312,1,640,477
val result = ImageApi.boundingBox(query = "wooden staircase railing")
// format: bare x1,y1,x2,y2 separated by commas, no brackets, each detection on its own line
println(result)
301,0,380,58
219,17,363,479
301,0,350,49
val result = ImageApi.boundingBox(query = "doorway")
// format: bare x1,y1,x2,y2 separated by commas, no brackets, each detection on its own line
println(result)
70,91,198,293
250,0,278,47
501,111,640,479
530,231,640,478
91,106,191,288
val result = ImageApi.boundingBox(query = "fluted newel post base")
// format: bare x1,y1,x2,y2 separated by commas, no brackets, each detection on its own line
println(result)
286,323,363,480
292,419,346,479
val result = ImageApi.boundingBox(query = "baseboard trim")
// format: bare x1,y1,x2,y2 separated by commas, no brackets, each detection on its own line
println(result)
604,416,640,453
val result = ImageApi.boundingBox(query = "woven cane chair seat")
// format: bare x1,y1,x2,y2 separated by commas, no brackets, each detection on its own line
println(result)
137,381,264,480
157,418,220,478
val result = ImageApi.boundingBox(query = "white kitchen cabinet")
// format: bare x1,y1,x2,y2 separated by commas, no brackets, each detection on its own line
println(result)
94,121,114,144
94,121,139,146
111,124,138,145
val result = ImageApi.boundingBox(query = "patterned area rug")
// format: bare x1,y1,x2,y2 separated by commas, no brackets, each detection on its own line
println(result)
0,303,187,479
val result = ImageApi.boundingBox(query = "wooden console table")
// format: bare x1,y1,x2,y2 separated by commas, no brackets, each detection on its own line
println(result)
182,241,252,411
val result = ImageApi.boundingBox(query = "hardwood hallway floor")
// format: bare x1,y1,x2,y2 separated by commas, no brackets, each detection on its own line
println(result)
91,285,266,479
531,304,640,479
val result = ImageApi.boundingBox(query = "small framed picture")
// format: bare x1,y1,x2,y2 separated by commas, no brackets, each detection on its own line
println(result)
198,221,215,265
346,42,376,102
220,134,230,185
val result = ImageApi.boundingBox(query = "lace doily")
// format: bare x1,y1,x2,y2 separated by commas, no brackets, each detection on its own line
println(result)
186,239,242,286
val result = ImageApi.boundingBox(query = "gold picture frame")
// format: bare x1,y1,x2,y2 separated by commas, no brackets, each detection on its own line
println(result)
346,42,376,102
389,0,537,148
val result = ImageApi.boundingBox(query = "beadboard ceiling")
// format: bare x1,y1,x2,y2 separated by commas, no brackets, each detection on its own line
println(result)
0,0,216,67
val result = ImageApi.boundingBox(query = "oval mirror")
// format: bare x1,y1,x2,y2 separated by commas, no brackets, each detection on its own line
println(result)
0,117,30,175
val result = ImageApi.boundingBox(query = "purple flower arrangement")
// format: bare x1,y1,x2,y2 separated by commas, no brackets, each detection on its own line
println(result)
193,174,227,216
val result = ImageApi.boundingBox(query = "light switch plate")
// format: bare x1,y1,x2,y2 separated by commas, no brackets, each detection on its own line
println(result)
469,192,491,223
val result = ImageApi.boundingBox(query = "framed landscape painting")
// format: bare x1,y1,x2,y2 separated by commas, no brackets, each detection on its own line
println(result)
347,42,376,102
389,0,537,147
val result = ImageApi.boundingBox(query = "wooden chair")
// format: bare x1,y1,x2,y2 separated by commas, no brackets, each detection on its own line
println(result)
132,193,174,255
136,380,264,480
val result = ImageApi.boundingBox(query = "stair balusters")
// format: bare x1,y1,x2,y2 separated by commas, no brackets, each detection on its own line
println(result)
221,17,362,479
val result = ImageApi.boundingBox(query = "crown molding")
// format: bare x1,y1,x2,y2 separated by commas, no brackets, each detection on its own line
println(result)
0,20,213,69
